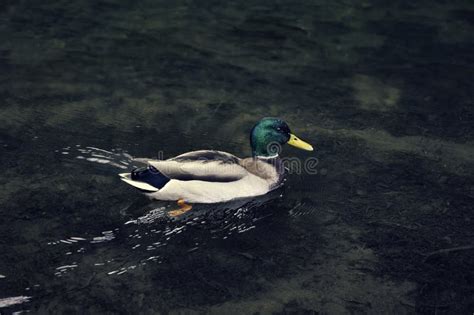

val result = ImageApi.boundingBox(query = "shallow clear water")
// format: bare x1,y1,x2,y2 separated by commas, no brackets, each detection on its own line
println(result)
0,0,473,314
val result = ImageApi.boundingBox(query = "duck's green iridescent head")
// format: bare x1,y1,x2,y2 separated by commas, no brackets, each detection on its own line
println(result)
250,117,313,157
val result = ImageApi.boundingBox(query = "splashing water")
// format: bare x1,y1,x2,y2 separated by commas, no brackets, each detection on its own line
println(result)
56,145,137,170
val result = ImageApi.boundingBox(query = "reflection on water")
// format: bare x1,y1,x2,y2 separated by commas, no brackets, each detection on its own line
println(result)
59,145,134,170
0,296,31,309
46,176,283,281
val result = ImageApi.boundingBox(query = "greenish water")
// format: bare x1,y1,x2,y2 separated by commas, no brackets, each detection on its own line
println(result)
0,0,473,314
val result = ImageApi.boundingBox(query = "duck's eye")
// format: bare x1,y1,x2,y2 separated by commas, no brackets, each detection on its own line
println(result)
276,127,281,131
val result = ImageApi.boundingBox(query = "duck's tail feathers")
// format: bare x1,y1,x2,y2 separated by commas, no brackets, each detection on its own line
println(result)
119,166,170,192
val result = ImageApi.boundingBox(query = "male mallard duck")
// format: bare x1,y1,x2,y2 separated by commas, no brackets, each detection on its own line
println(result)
119,117,313,216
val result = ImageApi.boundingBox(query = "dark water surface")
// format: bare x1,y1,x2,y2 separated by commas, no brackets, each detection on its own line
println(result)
1,0,473,314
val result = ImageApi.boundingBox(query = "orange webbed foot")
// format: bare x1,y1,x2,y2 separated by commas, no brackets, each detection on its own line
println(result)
168,199,193,217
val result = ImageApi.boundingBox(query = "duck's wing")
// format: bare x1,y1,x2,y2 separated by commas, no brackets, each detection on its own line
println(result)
147,150,247,182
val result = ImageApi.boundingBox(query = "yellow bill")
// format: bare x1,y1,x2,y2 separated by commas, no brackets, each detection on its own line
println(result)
287,133,313,151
